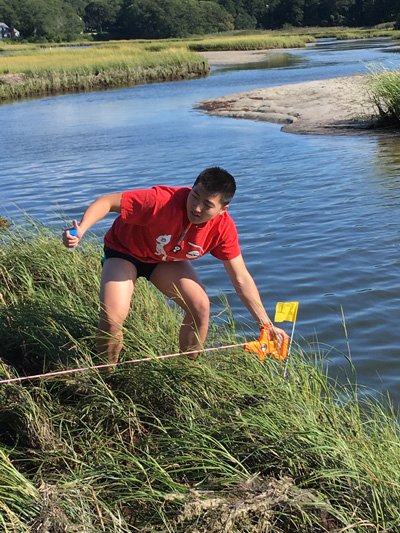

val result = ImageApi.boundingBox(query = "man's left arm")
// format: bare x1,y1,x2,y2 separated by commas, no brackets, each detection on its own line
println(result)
222,254,288,342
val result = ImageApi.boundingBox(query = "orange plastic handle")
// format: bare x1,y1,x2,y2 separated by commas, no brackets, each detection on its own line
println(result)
244,327,288,362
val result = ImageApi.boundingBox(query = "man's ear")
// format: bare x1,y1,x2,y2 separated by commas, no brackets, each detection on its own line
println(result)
221,203,229,213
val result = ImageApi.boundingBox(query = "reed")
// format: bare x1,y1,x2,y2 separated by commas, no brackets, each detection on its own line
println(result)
0,44,209,100
0,34,320,101
330,30,400,40
367,65,400,126
307,28,400,40
187,34,315,51
1,223,400,531
270,25,400,40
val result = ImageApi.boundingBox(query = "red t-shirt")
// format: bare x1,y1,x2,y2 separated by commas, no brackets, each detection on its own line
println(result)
104,186,241,263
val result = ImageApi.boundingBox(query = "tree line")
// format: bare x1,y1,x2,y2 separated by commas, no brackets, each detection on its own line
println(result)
0,0,398,42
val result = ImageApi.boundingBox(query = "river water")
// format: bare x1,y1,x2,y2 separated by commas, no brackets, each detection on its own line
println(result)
1,38,400,402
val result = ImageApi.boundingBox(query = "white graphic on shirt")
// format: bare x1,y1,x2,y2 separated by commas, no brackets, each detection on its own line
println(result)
186,242,205,259
155,234,172,261
186,250,200,259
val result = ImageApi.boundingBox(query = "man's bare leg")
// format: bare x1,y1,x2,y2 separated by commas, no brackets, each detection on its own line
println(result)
150,261,210,359
97,258,137,365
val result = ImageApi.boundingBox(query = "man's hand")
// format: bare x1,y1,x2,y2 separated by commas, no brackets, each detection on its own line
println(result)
62,219,81,249
245,323,289,361
267,323,289,355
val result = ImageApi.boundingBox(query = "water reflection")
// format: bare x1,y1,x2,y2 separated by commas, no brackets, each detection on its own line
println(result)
371,136,400,198
314,37,397,52
213,51,305,73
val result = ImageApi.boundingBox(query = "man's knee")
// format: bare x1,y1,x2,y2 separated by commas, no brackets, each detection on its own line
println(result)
190,294,210,324
98,309,125,335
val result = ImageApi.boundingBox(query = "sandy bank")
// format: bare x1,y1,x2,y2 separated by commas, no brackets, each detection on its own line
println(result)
199,49,276,65
195,72,381,135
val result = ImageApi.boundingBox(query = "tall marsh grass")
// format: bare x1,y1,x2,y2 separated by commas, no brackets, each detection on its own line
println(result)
367,65,400,126
0,34,318,101
1,223,400,531
310,28,400,40
0,44,209,100
187,34,315,51
142,33,315,52
0,44,199,74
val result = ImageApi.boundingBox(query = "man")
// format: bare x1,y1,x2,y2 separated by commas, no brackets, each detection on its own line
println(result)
63,167,288,364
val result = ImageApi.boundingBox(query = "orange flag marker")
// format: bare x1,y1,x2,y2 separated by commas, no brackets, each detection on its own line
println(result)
244,327,288,361
244,302,298,363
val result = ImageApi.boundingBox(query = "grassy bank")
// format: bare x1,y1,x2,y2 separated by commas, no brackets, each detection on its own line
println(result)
186,34,315,51
0,34,315,101
1,224,400,531
3,29,400,103
322,29,400,40
293,26,400,40
0,44,209,101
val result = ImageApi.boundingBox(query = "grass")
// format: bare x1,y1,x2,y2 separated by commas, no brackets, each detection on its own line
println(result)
307,27,400,40
1,222,400,531
0,43,199,74
0,34,317,101
367,65,400,126
264,24,400,40
0,43,209,101
2,28,400,102
185,34,315,51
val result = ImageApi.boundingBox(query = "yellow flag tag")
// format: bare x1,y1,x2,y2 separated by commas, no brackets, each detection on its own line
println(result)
274,301,299,323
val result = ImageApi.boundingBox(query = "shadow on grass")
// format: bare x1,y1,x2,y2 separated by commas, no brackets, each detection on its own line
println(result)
0,301,96,377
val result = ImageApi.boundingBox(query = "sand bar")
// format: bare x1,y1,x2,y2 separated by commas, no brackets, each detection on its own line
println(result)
196,74,380,135
199,49,278,65
197,50,383,135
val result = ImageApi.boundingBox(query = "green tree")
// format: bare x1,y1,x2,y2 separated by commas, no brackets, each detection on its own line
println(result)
354,0,396,25
63,0,90,16
216,0,236,16
302,0,321,26
2,0,397,42
395,0,400,27
234,11,257,28
395,0,400,19
242,0,267,23
121,0,170,38
198,1,234,33
273,0,304,26
121,0,231,38
0,0,84,41
216,0,268,29
0,0,17,28
84,0,121,33
316,0,352,26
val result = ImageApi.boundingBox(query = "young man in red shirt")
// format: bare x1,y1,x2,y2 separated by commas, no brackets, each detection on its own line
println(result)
63,167,288,364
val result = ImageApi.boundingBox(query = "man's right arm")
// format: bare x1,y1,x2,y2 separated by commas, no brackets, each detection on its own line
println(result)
63,192,123,249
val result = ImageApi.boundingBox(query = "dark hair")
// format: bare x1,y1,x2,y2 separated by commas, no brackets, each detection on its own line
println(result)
193,167,236,206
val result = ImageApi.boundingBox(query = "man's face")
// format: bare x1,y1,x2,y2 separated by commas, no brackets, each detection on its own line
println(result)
186,184,228,225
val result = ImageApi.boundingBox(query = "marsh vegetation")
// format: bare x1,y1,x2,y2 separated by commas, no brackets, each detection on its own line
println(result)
1,225,400,531
0,35,317,101
367,65,400,126
0,43,209,100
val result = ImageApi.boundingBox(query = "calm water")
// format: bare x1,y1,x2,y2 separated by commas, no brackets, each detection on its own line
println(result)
1,38,400,401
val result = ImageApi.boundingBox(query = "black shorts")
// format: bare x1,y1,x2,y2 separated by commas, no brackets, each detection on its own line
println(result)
102,246,159,281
